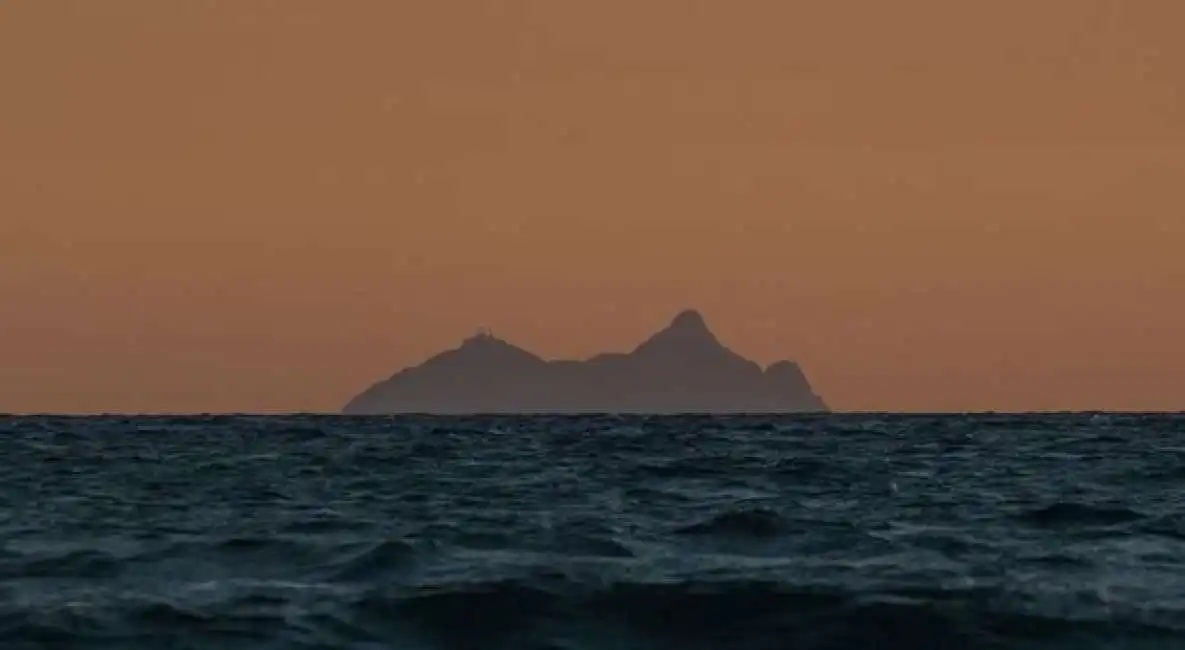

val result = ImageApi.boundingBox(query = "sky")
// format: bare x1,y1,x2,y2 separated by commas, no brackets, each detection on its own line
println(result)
1,0,1183,413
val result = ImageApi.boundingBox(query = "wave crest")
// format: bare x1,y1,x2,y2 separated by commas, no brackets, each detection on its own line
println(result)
675,506,792,538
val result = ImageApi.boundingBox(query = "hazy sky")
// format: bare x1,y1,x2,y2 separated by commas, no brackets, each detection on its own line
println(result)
2,1,1183,413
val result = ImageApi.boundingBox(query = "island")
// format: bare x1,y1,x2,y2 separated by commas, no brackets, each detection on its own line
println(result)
342,309,829,414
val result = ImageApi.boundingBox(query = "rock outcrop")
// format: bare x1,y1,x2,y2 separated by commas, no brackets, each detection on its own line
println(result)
342,309,828,414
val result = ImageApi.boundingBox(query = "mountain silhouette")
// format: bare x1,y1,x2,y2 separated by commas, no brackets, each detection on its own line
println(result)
342,309,828,414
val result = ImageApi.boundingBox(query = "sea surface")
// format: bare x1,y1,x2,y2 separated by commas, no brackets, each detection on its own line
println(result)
2,413,1185,649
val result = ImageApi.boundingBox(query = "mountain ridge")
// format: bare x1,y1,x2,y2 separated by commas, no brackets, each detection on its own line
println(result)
342,309,828,414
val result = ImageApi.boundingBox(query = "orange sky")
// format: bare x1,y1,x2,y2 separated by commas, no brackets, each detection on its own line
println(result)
2,1,1183,413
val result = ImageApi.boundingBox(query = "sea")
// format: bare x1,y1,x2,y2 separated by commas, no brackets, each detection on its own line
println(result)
2,413,1184,649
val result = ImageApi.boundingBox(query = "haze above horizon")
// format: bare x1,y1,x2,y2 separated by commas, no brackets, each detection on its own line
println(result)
2,1,1183,413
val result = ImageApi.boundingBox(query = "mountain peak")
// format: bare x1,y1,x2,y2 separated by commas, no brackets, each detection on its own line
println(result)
448,328,545,367
461,327,503,347
632,308,722,355
669,309,708,332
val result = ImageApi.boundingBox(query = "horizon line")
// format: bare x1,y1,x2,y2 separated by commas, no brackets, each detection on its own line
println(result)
2,410,1183,417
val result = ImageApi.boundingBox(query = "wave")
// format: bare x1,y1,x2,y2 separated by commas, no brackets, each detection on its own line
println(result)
327,539,418,582
1,548,126,580
0,577,1180,649
675,506,793,538
1016,503,1146,528
636,457,731,479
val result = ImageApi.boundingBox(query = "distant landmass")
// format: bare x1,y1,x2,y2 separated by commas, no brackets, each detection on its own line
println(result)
342,309,829,414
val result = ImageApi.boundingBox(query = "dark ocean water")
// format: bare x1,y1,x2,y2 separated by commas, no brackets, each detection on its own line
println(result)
2,414,1185,649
